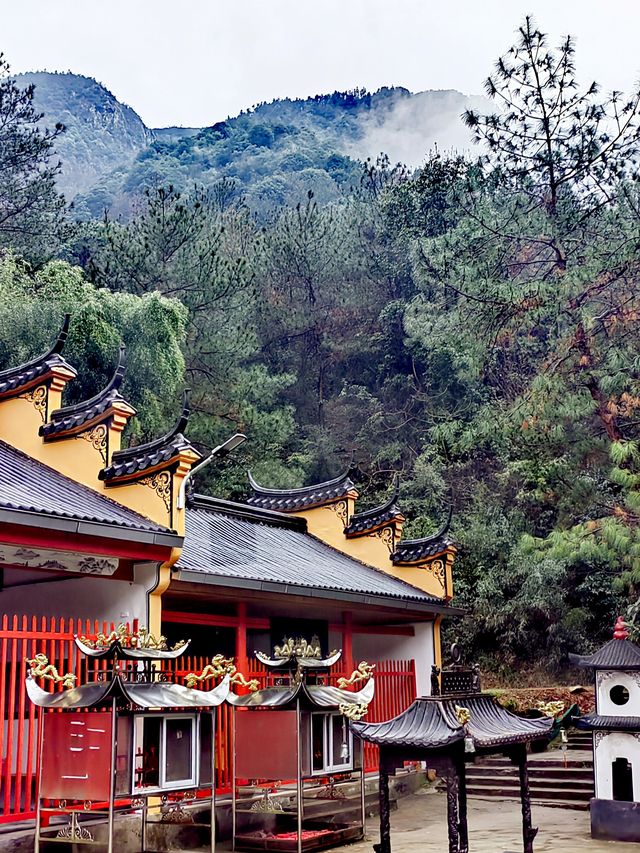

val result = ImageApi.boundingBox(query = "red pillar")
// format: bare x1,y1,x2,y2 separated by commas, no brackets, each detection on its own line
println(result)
342,611,354,674
236,602,248,675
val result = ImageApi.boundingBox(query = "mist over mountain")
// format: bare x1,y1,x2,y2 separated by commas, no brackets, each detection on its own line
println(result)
20,72,485,217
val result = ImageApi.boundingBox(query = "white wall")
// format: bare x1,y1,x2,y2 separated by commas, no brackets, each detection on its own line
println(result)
1,570,148,625
594,731,640,801
596,670,640,716
352,622,434,696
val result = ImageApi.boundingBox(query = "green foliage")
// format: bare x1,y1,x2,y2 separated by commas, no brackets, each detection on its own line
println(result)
0,253,187,438
0,60,66,262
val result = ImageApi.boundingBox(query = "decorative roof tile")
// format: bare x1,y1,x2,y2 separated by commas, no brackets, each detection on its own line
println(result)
576,714,640,731
344,477,404,536
246,468,357,512
352,694,552,749
40,345,134,439
100,392,200,482
391,506,455,564
0,439,172,535
569,638,640,670
177,495,451,610
0,314,76,398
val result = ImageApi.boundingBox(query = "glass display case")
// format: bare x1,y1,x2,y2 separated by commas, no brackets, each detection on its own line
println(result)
229,645,375,853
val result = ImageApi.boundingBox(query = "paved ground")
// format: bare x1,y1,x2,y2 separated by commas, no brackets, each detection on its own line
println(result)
342,790,629,852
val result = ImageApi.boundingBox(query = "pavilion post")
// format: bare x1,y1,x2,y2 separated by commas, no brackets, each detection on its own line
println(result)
457,757,469,853
375,755,392,853
444,762,460,853
515,747,538,853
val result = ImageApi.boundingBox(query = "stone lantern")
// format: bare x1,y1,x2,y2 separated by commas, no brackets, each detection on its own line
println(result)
570,617,640,842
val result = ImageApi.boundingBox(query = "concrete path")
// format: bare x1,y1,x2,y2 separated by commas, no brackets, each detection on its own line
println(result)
340,790,630,853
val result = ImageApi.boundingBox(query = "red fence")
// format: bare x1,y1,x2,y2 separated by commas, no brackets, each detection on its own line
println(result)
0,615,416,826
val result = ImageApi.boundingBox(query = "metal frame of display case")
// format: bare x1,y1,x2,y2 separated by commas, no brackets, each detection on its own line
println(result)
26,633,229,853
229,646,374,853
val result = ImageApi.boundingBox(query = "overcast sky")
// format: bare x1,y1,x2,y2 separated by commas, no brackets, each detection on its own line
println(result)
4,1,640,128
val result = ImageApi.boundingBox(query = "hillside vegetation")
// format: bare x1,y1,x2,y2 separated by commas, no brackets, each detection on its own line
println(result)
4,18,640,678
21,72,480,218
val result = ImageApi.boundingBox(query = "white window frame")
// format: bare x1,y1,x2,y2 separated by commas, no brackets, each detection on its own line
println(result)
309,712,354,775
132,714,199,794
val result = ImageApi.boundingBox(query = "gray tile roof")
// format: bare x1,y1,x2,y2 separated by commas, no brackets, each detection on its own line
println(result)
100,393,198,482
345,479,403,536
178,496,447,609
352,695,552,749
246,469,356,512
0,314,76,398
391,506,455,564
576,714,640,731
569,638,640,670
40,345,133,439
0,439,172,535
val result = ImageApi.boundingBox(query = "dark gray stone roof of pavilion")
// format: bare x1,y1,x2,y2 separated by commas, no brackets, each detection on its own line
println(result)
40,345,132,439
177,494,461,614
247,469,356,512
352,694,552,750
344,477,404,536
0,438,177,542
0,314,76,399
569,638,640,670
100,391,199,482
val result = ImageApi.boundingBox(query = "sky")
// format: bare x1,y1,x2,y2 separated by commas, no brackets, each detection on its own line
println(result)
3,0,640,128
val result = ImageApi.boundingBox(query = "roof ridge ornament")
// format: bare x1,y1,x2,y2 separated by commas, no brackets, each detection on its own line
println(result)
613,615,630,640
100,389,199,484
0,313,77,400
247,466,358,512
40,343,135,440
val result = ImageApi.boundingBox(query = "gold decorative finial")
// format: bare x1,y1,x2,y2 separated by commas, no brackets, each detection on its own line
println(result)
455,705,471,726
339,702,369,721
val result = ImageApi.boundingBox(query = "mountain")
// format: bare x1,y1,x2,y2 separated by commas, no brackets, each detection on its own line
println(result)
19,73,485,217
15,72,153,200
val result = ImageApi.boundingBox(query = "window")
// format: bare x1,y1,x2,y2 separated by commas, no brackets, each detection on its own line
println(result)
132,715,197,793
610,685,630,706
309,713,353,775
612,757,634,802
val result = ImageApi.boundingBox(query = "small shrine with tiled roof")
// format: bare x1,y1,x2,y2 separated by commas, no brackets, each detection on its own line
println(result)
570,617,640,842
351,646,552,853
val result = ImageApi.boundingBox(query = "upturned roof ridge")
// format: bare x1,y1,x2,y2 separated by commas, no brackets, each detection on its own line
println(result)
0,314,77,396
100,390,198,481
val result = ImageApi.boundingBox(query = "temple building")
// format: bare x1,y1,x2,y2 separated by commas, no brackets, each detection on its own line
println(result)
0,322,461,828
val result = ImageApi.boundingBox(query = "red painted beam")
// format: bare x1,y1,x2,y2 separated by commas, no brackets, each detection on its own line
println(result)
329,622,416,637
162,610,270,630
0,523,173,562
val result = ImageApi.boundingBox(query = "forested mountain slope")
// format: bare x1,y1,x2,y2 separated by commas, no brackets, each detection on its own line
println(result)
21,72,481,217
15,72,153,200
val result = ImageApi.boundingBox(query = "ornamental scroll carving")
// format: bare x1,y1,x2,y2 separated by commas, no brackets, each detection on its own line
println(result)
78,424,107,461
139,470,172,511
329,499,348,525
19,384,47,421
369,525,394,552
425,558,446,591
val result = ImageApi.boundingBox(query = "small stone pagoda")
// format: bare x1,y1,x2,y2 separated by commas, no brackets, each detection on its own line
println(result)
570,617,640,842
351,649,552,853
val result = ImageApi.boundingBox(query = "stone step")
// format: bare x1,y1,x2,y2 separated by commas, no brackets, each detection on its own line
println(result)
466,770,593,789
467,765,593,782
468,794,589,811
466,782,591,805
